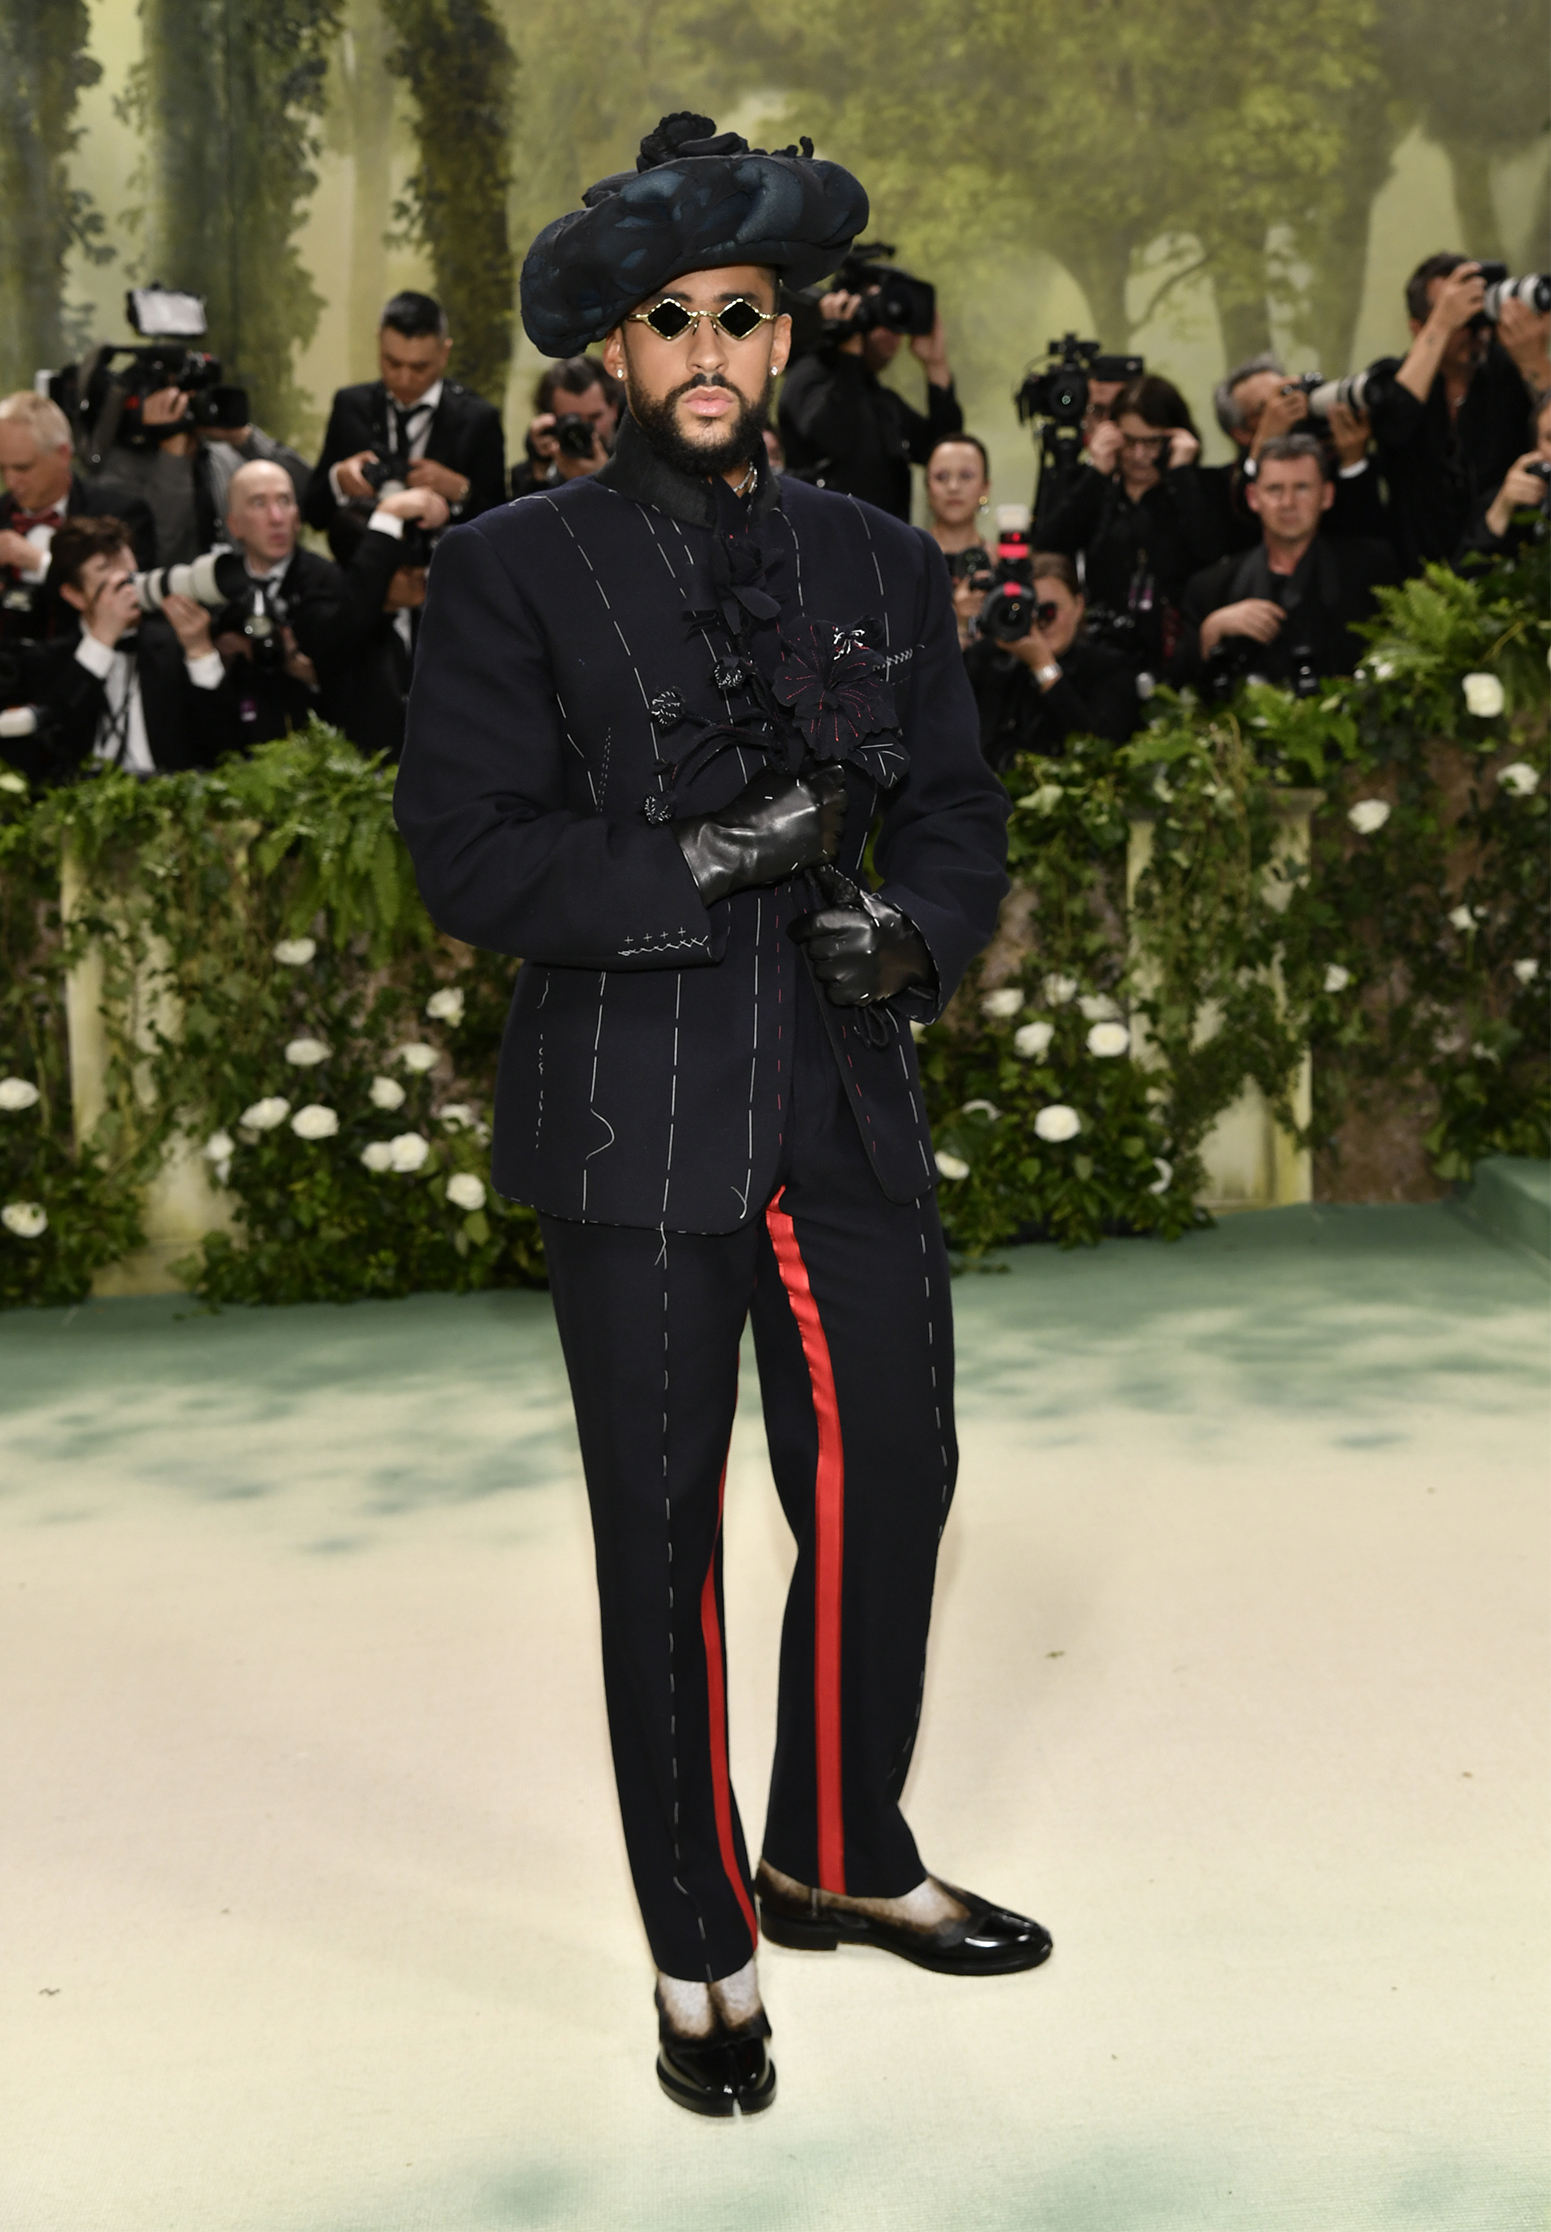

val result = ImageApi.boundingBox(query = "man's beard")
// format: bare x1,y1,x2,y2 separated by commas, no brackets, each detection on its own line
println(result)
628,371,772,478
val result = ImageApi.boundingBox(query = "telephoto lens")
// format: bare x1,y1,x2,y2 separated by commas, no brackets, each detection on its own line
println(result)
1480,271,1551,321
552,413,598,460
132,549,248,613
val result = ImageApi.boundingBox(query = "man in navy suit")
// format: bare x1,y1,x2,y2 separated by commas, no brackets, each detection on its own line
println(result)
306,291,505,534
396,116,1050,2119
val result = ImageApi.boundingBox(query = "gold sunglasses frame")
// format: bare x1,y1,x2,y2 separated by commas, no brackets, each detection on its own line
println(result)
626,296,780,343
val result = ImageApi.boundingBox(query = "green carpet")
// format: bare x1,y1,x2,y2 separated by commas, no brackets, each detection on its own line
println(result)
1,1205,1546,2231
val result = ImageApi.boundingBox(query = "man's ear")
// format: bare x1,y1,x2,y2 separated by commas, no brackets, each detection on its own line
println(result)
601,328,626,382
1320,478,1335,511
59,580,86,613
1247,481,1262,515
771,313,793,378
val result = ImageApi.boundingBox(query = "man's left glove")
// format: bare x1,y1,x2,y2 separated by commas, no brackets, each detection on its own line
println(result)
788,866,936,1008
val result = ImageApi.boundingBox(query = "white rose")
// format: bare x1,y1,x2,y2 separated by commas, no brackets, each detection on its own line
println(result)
388,1130,430,1172
1042,973,1078,1007
360,1140,395,1173
1,1200,47,1238
291,1103,339,1141
239,1096,290,1131
438,1102,478,1131
396,1042,439,1073
0,1077,41,1111
1147,1157,1173,1195
284,1037,329,1067
203,1129,235,1164
961,1099,1002,1120
1013,1021,1054,1060
934,1152,970,1181
1461,672,1504,719
425,986,465,1025
1447,905,1475,932
273,937,317,966
1323,964,1352,993
1369,656,1396,682
1016,783,1063,815
1498,761,1541,798
446,1172,487,1212
1512,958,1540,984
369,1075,406,1111
0,769,27,794
981,987,1024,1019
1077,993,1121,1021
1347,799,1391,835
1086,1021,1130,1058
1034,1104,1081,1143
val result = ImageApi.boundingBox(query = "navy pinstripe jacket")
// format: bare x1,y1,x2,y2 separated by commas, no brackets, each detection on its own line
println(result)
395,416,1009,1232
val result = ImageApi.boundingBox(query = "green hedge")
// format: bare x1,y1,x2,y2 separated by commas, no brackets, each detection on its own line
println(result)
0,553,1544,1306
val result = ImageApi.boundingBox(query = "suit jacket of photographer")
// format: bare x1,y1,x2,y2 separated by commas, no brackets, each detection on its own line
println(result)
8,614,239,786
964,632,1139,771
777,346,964,520
1036,462,1227,664
395,412,1009,1233
217,533,408,748
1173,532,1400,689
1368,341,1536,572
305,379,506,531
0,475,156,667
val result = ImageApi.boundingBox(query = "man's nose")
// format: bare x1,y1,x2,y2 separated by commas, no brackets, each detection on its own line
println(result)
687,321,729,374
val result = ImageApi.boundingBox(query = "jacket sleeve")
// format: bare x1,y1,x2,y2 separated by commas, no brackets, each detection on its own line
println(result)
394,518,721,969
1034,464,1107,557
871,535,1010,1017
305,391,368,530
778,354,872,473
898,380,964,466
456,398,507,519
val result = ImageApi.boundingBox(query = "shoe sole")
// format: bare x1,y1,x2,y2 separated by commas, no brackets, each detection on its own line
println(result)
656,2055,778,2118
759,1902,1053,1976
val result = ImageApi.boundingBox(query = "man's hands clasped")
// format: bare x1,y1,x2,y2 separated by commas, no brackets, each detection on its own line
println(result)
674,764,847,906
789,866,934,1008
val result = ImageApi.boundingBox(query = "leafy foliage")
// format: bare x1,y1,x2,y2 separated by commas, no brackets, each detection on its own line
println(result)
0,0,109,394
384,0,518,405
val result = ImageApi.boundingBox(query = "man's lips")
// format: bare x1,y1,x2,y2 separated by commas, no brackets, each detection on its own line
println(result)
681,389,734,419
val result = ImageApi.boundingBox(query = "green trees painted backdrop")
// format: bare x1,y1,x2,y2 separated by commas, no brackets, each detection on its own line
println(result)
0,1,108,394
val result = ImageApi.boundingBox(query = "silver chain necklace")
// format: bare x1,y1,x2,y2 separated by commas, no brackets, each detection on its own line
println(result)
729,458,757,499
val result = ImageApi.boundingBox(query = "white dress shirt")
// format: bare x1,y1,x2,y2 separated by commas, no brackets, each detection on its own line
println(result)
328,380,444,502
74,629,224,774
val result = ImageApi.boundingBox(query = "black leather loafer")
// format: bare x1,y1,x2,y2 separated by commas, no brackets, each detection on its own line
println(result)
756,1869,1053,1977
656,2009,777,2118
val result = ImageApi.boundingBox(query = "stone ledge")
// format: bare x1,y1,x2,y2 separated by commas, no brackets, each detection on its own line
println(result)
1454,1156,1551,1267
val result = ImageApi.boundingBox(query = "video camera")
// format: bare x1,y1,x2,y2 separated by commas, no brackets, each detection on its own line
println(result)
1017,334,1143,512
41,287,250,472
830,243,937,338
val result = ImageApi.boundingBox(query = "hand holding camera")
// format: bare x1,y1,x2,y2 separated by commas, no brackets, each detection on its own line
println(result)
84,564,143,649
1485,450,1551,540
374,486,450,531
335,450,383,501
405,457,470,503
526,410,608,479
158,591,215,660
1199,598,1285,656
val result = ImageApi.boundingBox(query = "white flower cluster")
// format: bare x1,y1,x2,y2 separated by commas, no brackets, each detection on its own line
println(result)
291,1104,338,1141
446,1172,486,1212
284,1037,329,1067
1347,799,1391,835
362,1132,430,1173
1013,1020,1053,1060
934,1152,969,1181
1498,761,1540,798
273,937,318,966
1461,673,1504,719
396,1041,439,1073
1323,965,1352,993
1,1201,47,1238
981,987,1023,1019
1034,1104,1081,1143
0,1076,41,1111
425,987,464,1026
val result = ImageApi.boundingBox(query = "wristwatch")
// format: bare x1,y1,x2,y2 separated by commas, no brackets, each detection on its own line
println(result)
1034,661,1062,686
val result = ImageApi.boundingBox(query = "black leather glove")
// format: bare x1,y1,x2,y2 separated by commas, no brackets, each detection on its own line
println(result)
674,765,847,906
788,866,936,1007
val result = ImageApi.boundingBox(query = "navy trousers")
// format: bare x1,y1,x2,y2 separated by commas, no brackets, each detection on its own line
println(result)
539,982,958,1981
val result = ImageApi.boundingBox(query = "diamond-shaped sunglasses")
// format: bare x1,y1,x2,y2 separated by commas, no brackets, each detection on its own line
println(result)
627,296,779,343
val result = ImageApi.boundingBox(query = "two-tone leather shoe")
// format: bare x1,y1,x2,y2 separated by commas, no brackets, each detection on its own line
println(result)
655,2006,777,2118
756,1869,1053,1977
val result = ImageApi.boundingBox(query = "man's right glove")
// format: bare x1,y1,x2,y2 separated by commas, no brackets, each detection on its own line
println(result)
674,764,847,906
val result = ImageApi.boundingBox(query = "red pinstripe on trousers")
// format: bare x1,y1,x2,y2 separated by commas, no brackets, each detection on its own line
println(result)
764,1187,847,1893
699,1453,759,1946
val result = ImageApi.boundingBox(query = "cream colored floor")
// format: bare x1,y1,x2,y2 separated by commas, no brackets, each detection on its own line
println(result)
0,1206,1546,2231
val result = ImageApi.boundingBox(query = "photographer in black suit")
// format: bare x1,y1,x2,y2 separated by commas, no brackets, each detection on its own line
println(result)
399,113,1045,2123
0,393,156,673
306,291,505,534
217,458,446,746
510,355,622,497
3,515,235,785
1175,434,1398,695
319,497,440,761
965,551,1139,770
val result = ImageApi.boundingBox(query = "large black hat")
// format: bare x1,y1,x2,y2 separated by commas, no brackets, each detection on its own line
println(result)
520,113,868,359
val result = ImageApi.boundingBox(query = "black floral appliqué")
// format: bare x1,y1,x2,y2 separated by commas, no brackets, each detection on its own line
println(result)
772,619,908,786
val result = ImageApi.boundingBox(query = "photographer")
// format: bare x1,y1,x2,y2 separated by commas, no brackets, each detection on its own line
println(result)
1176,433,1398,694
777,255,962,517
924,434,994,644
306,291,505,533
1368,253,1551,571
511,356,622,497
1036,373,1225,678
1209,355,1385,549
3,516,236,785
318,497,441,760
0,393,157,680
1457,390,1551,568
217,458,447,746
965,551,1139,770
85,386,309,571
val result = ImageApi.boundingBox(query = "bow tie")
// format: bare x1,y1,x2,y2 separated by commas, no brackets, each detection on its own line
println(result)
8,506,63,533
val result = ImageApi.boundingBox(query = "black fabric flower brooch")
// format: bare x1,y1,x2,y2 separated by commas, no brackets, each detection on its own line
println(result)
772,619,908,787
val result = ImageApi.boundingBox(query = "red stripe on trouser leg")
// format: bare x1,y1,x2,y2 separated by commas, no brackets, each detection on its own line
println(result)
763,1188,846,1894
699,1454,759,1949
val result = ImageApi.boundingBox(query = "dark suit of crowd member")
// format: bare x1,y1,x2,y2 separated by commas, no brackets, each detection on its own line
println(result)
966,631,1137,770
396,406,1010,1985
15,613,237,784
1,475,156,685
319,501,428,760
214,533,408,747
1176,533,1398,690
779,347,963,518
1037,446,1225,676
306,375,505,533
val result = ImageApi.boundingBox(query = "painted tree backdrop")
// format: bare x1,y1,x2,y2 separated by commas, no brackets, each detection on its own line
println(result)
0,0,1545,464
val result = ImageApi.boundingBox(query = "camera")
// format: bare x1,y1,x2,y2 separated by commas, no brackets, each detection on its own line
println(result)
41,286,250,470
552,413,599,461
132,548,248,615
1018,334,1144,514
1281,359,1400,421
971,510,1046,647
1525,458,1551,484
944,544,994,592
1476,266,1551,322
832,243,937,337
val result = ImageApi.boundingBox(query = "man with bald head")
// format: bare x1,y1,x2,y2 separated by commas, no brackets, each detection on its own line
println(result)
212,456,447,746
